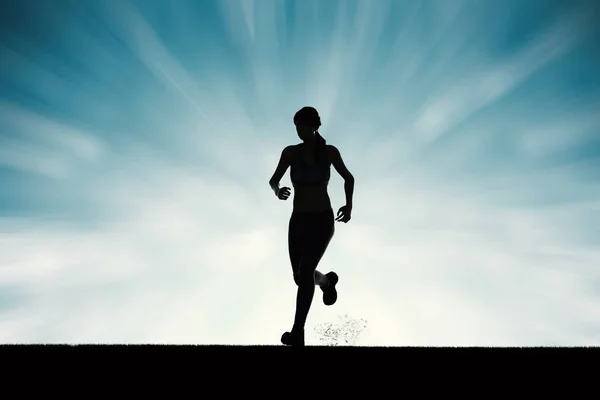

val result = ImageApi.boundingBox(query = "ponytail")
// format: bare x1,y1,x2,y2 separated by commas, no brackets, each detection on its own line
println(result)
314,131,327,163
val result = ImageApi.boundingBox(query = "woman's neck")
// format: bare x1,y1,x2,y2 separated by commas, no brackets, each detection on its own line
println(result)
302,138,315,148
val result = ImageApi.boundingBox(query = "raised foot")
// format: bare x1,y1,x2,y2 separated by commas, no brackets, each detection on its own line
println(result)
322,271,339,306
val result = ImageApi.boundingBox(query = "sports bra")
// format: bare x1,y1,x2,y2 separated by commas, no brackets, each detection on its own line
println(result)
290,144,330,187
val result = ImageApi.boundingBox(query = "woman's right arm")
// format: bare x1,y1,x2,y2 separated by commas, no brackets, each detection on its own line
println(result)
268,146,293,196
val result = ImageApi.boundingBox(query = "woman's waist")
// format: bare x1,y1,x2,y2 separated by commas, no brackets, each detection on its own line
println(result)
293,186,330,200
292,182,329,192
292,187,331,212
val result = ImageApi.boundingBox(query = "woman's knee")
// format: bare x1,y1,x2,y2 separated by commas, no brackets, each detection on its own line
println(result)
293,272,300,286
297,266,316,285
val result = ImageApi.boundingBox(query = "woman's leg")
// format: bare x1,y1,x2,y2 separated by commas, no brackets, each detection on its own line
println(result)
290,210,335,335
288,213,303,285
314,270,329,287
289,213,331,289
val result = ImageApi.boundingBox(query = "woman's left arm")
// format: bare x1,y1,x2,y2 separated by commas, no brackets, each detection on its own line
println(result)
329,145,354,208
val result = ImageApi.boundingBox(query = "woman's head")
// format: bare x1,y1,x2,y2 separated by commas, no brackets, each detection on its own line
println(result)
293,106,327,161
293,106,321,142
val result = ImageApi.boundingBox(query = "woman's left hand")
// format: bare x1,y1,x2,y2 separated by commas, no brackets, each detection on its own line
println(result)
336,205,352,223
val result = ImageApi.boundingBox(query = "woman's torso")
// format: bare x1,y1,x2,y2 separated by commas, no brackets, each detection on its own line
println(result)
290,143,332,213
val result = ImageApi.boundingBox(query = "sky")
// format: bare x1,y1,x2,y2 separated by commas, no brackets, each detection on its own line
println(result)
0,0,599,346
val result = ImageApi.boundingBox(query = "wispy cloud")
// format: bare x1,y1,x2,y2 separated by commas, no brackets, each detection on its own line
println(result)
413,4,595,144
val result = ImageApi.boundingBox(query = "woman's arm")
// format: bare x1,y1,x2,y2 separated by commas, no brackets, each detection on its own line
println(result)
329,145,354,207
268,146,293,196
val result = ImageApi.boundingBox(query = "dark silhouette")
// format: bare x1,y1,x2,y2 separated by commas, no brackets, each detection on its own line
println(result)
269,106,355,347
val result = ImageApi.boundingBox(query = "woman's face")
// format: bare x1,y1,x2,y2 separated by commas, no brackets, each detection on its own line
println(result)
295,123,315,141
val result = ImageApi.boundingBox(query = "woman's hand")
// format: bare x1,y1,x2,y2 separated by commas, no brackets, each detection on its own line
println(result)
336,205,352,223
277,186,291,200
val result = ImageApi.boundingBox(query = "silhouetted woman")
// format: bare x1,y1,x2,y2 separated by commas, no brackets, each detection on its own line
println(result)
268,106,355,347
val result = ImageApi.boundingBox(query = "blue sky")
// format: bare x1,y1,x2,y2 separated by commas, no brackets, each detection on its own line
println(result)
1,0,599,345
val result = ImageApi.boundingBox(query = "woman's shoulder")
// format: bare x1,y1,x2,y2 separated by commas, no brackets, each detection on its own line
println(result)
323,144,339,165
281,144,300,161
325,144,340,156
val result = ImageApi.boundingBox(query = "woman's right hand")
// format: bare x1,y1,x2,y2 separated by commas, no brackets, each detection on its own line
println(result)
277,187,291,200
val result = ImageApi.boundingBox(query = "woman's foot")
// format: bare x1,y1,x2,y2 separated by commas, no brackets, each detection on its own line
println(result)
281,329,305,347
321,271,339,306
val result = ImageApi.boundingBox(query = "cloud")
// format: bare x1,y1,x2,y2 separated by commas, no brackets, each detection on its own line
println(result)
413,5,595,145
0,102,106,179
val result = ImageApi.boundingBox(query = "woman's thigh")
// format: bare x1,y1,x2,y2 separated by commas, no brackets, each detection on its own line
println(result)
297,211,335,275
288,213,304,279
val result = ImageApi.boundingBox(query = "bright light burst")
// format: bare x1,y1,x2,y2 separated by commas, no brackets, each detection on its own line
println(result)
0,0,599,345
